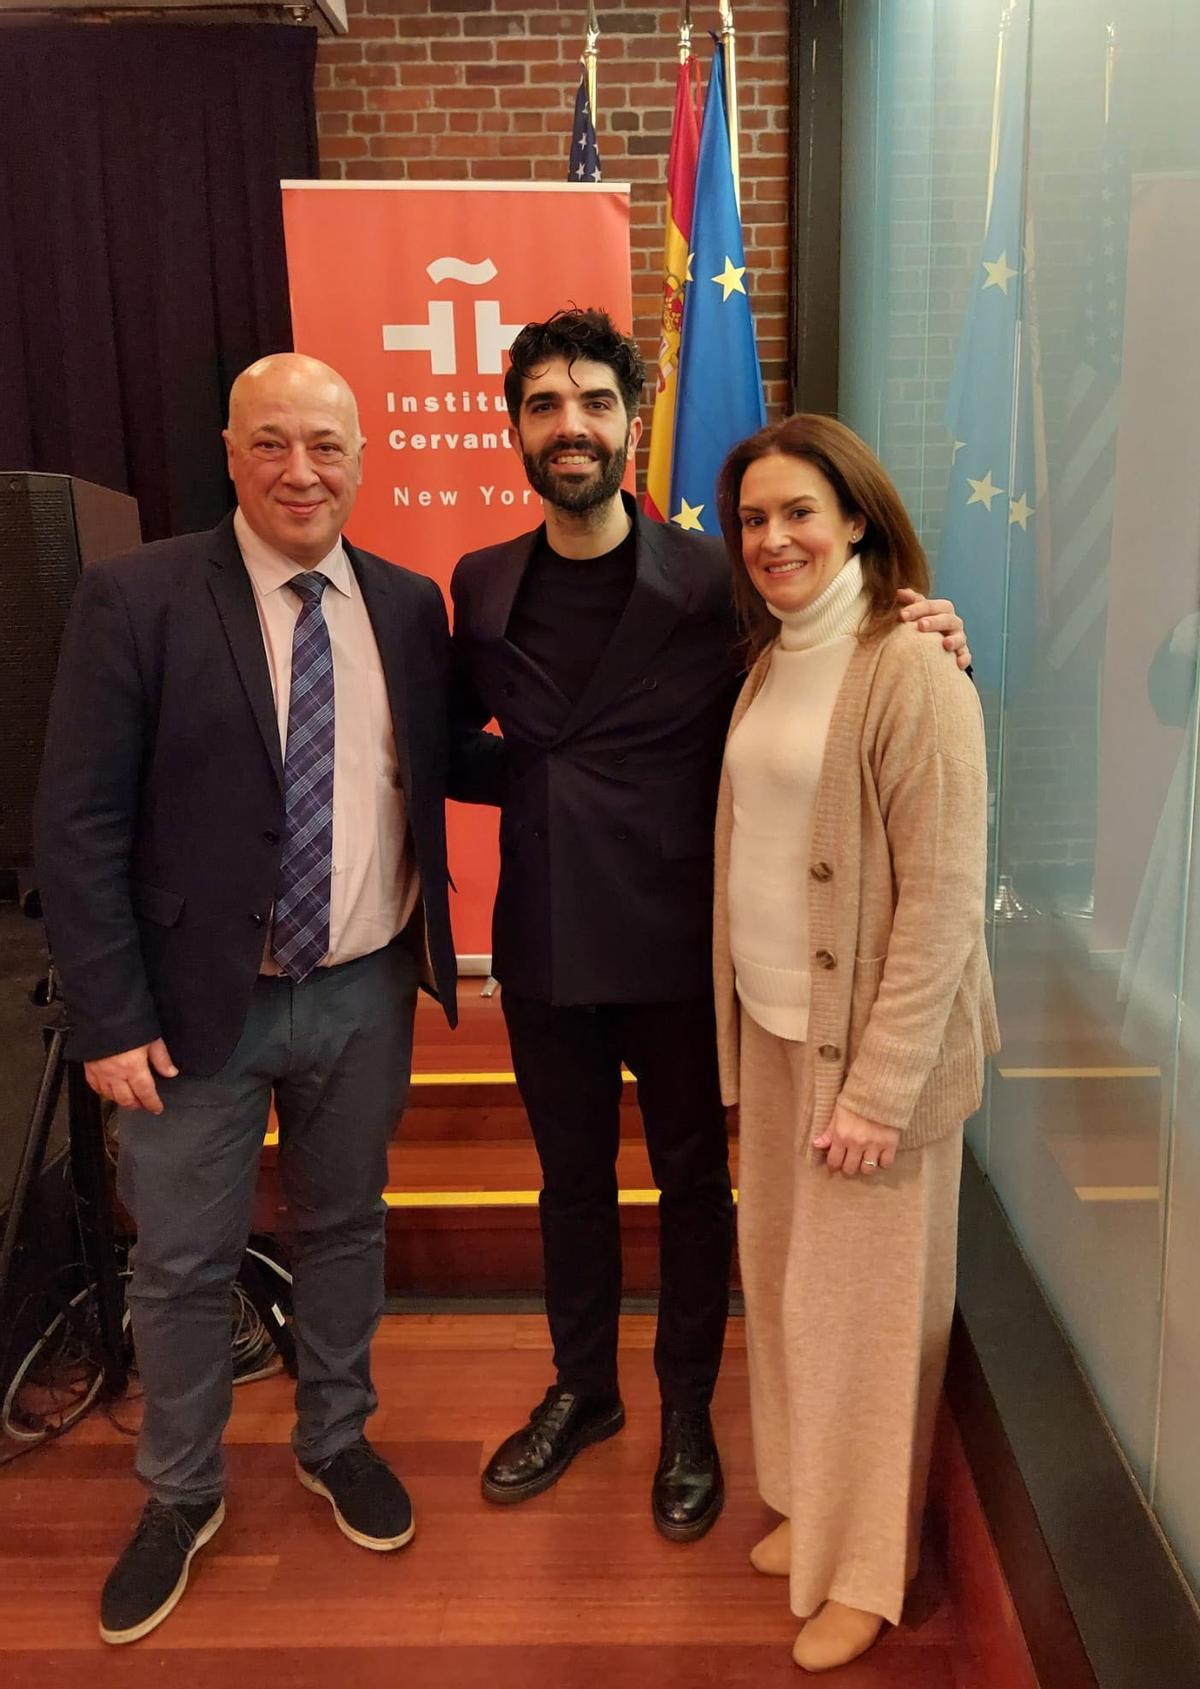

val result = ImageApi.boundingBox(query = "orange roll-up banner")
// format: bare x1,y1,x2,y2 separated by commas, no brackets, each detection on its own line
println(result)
281,181,633,963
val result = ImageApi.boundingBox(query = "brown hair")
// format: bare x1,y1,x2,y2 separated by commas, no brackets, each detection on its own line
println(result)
716,413,931,662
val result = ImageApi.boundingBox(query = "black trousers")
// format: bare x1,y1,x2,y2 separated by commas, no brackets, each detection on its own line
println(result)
500,990,734,1410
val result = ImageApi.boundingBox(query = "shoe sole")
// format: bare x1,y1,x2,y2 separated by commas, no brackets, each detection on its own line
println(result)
295,1460,416,1551
98,1499,226,1646
653,1482,725,1543
480,1403,626,1506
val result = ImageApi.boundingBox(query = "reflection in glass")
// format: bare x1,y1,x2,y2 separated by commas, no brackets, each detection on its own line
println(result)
839,0,1200,1596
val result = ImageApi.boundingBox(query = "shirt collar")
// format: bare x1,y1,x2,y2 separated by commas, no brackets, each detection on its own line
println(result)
233,507,353,599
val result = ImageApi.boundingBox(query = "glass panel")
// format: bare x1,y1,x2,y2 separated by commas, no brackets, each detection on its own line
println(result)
839,0,1200,1591
1127,2,1200,1600
1159,718,1200,1597
985,0,1181,1490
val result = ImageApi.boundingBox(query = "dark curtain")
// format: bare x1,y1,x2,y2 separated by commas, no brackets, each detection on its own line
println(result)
0,23,318,541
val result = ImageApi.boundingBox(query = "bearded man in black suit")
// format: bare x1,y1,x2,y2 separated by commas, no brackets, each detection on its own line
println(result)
451,310,969,1540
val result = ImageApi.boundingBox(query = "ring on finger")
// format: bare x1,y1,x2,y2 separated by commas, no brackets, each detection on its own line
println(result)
862,1158,879,1171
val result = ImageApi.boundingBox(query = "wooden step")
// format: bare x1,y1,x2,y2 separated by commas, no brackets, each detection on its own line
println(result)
256,1136,742,1297
403,1089,646,1141
403,990,678,1140
256,984,741,1296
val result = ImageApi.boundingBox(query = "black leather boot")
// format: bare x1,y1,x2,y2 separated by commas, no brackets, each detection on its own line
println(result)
651,1404,724,1541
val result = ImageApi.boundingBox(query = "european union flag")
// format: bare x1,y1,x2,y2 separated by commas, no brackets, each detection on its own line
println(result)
668,42,765,538
936,0,1039,693
568,71,601,183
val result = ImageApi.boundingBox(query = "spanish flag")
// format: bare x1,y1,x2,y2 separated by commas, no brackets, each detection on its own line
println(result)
643,56,701,523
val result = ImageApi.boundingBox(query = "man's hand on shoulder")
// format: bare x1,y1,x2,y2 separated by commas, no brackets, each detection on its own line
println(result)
84,1039,178,1116
897,588,972,671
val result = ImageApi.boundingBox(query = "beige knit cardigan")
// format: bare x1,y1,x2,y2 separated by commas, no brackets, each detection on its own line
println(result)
714,620,1000,1147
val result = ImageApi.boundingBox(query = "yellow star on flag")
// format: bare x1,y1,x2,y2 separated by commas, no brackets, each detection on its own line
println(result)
966,471,1003,511
672,499,705,532
952,439,966,462
711,257,747,302
981,251,1018,293
1008,492,1034,530
685,251,694,283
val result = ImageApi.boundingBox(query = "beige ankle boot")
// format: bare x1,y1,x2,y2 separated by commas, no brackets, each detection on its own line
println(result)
791,1600,883,1672
749,1517,791,1576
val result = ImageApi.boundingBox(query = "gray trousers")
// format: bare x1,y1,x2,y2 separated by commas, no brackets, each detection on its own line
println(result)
116,941,419,1506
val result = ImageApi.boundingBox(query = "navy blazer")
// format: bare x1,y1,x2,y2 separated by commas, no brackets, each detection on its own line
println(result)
35,514,473,1074
451,496,743,1004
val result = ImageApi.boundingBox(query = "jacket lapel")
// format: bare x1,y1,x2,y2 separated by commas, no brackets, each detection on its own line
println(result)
206,514,284,790
551,501,694,744
479,528,539,641
349,545,413,800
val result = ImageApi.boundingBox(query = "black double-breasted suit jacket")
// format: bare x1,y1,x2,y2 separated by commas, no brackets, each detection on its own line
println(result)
35,514,499,1075
451,495,742,1005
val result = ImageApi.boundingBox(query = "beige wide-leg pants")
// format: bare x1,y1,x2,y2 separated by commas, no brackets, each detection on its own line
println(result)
736,1008,962,1626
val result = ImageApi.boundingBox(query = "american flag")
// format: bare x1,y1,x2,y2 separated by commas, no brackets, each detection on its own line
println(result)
568,70,601,184
1047,101,1130,668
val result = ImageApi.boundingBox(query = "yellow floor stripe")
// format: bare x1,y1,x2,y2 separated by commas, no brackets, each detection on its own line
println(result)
997,1066,1160,1080
386,1188,649,1209
381,1188,740,1209
411,1070,518,1085
1074,1185,1159,1203
264,1067,635,1144
408,1068,636,1086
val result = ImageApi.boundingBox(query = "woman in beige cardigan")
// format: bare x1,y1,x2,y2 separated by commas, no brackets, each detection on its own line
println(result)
712,415,999,1673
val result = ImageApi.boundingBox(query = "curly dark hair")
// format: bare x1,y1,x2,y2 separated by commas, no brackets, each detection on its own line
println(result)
503,308,645,426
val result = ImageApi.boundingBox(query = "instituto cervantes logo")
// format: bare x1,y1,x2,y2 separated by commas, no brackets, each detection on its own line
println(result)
382,257,524,376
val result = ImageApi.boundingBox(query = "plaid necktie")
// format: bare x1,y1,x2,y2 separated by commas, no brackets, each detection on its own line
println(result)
271,570,335,981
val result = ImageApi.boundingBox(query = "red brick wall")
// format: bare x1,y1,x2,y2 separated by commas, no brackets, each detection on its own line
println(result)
315,0,792,448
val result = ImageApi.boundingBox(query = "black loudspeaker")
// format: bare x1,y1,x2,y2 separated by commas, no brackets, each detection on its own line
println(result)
0,472,142,870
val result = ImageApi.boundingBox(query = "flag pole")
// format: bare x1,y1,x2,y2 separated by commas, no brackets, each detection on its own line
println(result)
644,0,702,522
679,2,703,132
718,0,741,215
1104,19,1116,124
585,0,600,132
985,2,1017,228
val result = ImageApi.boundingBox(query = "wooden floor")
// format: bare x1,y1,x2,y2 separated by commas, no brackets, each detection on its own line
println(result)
0,1314,1019,1689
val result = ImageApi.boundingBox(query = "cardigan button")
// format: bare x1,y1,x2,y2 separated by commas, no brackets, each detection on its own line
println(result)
814,948,837,970
810,861,833,882
818,1043,842,1061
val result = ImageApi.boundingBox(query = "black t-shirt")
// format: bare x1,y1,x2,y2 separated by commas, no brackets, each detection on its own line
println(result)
505,527,638,703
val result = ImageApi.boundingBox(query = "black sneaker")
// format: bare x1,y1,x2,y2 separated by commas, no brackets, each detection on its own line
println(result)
99,1496,225,1645
297,1437,415,1551
480,1386,626,1505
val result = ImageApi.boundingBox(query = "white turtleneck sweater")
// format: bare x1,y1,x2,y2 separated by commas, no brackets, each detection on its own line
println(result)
725,557,870,1042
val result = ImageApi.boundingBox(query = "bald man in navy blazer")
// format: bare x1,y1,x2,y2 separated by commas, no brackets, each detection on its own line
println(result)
35,354,499,1645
